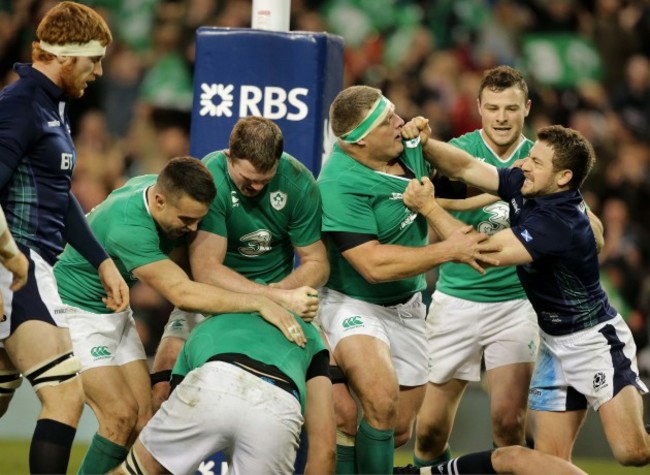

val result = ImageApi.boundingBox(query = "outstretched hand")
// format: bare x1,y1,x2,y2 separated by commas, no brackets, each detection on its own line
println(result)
446,226,501,274
273,286,319,322
257,297,307,347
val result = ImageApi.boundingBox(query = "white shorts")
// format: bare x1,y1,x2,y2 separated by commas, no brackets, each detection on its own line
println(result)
161,307,205,340
0,248,67,341
66,306,146,371
529,314,648,412
140,361,303,475
427,291,539,383
316,288,427,387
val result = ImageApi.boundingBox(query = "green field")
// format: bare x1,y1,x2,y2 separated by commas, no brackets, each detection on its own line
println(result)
0,441,647,474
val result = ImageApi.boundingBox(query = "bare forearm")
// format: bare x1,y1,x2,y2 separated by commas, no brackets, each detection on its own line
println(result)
423,139,475,179
351,241,459,283
172,281,266,315
272,260,329,290
422,200,470,240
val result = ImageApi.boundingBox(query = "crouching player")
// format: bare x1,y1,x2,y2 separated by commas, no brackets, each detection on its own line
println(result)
113,310,335,475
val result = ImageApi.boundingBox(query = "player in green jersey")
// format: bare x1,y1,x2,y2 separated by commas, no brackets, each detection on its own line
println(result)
113,311,335,475
413,66,540,468
317,85,500,474
54,157,306,474
150,116,326,412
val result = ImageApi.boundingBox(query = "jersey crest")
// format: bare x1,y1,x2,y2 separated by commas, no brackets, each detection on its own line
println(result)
270,190,287,210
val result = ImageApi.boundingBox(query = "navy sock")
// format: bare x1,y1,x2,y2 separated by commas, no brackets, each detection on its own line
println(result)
30,418,76,474
434,450,497,475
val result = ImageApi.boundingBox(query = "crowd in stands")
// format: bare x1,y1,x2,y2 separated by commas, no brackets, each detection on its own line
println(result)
1,0,649,369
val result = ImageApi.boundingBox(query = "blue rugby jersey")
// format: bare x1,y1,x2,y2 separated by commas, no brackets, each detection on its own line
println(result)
497,167,616,336
0,63,76,265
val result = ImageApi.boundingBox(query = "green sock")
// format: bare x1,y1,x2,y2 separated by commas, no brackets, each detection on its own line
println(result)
355,419,394,474
413,446,452,467
336,444,357,474
78,432,128,475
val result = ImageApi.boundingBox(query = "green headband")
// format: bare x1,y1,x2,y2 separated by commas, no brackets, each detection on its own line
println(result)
340,95,393,143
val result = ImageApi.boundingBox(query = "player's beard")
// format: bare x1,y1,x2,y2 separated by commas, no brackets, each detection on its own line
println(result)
60,59,87,98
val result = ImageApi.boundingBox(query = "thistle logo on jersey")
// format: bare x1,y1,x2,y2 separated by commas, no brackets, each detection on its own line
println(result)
199,83,309,121
342,316,363,329
270,191,287,211
90,346,112,359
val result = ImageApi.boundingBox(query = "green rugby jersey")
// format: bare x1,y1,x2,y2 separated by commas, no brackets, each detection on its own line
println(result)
318,140,430,304
200,151,322,284
173,312,327,412
54,175,185,313
436,130,532,301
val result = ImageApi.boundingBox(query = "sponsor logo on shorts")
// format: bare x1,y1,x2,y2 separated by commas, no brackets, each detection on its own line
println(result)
169,319,185,330
342,316,363,329
90,346,112,359
593,371,608,392
529,388,542,397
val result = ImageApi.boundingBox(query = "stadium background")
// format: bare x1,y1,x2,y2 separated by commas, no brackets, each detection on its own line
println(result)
0,0,649,473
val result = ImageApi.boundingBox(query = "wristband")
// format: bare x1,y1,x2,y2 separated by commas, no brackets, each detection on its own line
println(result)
150,370,172,386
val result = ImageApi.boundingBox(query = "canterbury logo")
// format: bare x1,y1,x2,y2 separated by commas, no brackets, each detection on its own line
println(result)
342,317,363,328
90,346,112,358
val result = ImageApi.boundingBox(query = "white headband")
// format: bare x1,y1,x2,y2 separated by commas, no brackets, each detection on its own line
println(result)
39,40,106,57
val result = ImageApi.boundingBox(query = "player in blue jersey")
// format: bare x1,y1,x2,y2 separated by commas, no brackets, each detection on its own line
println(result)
402,121,650,467
0,3,128,473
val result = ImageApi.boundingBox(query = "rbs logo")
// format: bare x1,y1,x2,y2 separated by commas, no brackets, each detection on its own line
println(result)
199,83,309,121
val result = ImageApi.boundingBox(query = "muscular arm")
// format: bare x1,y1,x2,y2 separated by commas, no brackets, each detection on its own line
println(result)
189,230,319,317
133,258,306,346
304,375,336,475
270,239,329,290
402,117,500,193
405,177,531,268
437,193,500,212
341,228,500,283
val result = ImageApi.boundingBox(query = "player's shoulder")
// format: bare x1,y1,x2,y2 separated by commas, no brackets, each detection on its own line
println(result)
449,130,482,151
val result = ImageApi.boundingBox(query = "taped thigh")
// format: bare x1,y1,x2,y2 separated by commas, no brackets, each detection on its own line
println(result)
24,351,81,391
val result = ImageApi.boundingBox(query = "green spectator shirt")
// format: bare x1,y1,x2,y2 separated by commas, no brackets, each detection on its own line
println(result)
199,151,322,284
173,312,327,412
54,175,185,313
436,130,532,301
318,140,430,304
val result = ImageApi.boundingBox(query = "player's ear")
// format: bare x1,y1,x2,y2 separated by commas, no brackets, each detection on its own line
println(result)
557,169,572,188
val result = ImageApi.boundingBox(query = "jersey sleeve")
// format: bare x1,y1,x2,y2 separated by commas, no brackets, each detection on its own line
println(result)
198,191,229,237
510,207,572,260
320,182,378,235
0,94,39,188
104,224,170,272
288,176,322,248
497,167,525,201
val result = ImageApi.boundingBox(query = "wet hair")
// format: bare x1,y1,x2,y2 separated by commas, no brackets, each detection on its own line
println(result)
228,116,284,173
537,125,595,189
478,66,529,102
32,1,112,62
329,85,382,138
157,156,216,205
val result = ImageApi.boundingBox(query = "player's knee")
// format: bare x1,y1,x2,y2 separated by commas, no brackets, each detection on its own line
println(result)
612,443,650,467
0,370,22,417
491,446,527,472
394,424,414,447
492,408,526,445
415,415,448,450
362,391,398,427
24,351,81,392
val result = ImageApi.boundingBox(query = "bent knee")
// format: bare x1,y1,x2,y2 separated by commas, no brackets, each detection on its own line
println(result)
613,446,650,467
